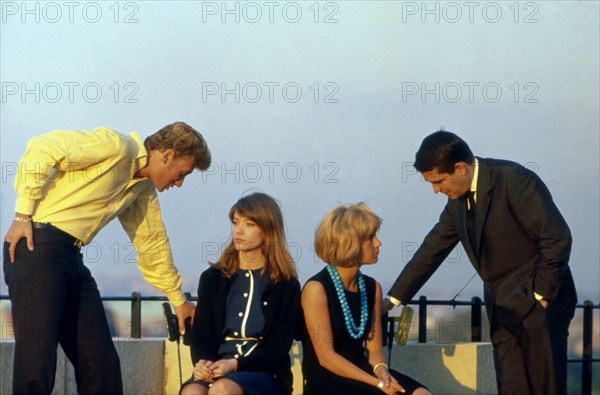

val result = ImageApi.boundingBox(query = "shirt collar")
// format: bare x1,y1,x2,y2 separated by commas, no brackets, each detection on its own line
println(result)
470,158,479,193
129,131,148,174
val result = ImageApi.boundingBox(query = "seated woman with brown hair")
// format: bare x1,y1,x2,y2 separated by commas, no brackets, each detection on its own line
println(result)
181,193,300,395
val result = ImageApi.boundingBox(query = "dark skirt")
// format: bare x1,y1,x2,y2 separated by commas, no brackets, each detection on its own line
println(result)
303,367,427,395
181,371,284,395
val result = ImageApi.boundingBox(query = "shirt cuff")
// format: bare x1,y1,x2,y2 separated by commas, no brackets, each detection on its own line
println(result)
15,196,36,216
534,292,545,301
165,289,187,307
388,295,402,306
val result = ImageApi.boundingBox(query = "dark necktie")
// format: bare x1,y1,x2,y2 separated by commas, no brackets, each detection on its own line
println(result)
466,191,477,252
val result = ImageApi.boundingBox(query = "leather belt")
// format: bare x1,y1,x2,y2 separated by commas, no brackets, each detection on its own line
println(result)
224,336,261,341
32,222,84,248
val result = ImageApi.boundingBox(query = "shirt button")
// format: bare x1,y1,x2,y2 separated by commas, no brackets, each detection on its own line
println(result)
238,312,243,317
234,331,239,336
245,272,250,277
243,293,248,298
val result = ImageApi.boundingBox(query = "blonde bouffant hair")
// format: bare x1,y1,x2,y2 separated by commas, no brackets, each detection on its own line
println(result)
314,202,382,267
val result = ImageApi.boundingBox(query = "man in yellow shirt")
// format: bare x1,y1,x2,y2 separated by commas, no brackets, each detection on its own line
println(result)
3,121,211,394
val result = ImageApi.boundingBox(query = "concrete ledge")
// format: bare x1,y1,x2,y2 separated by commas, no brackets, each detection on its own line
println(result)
390,342,497,394
163,340,191,395
1,338,165,395
1,340,496,394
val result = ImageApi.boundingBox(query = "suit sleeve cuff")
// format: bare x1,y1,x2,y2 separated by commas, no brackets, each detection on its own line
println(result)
388,295,402,306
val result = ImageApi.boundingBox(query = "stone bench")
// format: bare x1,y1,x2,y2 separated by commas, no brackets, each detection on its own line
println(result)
0,339,497,394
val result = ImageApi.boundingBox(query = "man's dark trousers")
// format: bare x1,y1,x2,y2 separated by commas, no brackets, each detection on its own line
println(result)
490,279,576,394
3,226,123,394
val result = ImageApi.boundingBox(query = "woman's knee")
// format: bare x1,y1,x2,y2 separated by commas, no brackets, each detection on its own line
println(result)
208,378,244,395
180,382,208,395
413,387,432,395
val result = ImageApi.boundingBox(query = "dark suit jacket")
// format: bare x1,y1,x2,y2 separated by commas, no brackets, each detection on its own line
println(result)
389,158,577,329
190,267,301,394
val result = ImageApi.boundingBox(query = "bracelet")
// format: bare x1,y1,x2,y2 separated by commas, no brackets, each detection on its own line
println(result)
373,362,388,374
13,217,31,223
377,380,385,390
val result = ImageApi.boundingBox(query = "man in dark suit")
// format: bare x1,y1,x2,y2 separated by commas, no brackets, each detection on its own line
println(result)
386,131,577,395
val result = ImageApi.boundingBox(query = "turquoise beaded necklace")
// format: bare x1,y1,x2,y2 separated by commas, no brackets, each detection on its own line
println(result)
326,264,369,339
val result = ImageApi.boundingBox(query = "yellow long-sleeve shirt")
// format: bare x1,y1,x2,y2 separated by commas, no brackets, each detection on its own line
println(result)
14,127,186,306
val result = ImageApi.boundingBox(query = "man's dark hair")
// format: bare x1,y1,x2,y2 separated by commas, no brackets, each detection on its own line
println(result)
414,130,474,174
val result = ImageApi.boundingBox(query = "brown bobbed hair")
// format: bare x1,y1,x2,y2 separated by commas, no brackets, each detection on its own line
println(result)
211,192,297,282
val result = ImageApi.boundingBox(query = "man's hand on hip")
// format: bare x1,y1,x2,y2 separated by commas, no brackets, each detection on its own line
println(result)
3,219,34,263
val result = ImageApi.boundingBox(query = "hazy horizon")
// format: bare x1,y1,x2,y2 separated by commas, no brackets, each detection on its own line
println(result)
1,1,598,304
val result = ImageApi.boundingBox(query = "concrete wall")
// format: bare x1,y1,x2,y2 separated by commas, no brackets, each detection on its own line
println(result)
390,342,497,395
1,338,164,395
1,339,496,394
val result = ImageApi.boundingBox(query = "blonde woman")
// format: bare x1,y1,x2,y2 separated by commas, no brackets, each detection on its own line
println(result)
181,193,300,395
301,203,430,395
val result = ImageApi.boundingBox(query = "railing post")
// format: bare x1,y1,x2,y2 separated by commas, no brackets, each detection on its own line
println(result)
582,300,593,395
131,292,141,339
471,296,482,342
381,315,395,366
418,296,427,343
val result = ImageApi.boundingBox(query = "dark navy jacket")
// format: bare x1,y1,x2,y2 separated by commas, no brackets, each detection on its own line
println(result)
190,267,301,394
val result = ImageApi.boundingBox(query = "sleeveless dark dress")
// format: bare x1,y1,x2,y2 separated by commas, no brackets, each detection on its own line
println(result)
301,268,426,395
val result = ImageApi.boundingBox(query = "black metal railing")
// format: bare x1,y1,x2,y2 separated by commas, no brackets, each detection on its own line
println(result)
382,296,599,395
1,294,598,393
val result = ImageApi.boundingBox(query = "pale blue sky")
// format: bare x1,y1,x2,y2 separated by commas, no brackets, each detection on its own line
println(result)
1,1,598,302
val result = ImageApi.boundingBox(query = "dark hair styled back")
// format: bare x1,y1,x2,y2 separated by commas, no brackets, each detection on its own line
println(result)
414,130,474,174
